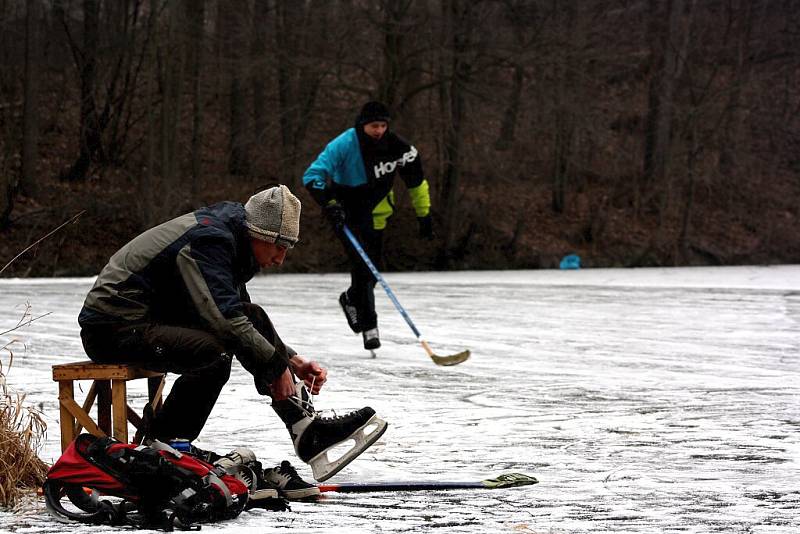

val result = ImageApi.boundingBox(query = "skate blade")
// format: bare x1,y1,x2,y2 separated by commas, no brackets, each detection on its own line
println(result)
309,415,388,482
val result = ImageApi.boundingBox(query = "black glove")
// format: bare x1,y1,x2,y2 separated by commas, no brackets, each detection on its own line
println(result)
324,202,346,231
417,214,434,240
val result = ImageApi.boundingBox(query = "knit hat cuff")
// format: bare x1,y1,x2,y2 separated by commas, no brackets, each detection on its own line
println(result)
245,224,298,248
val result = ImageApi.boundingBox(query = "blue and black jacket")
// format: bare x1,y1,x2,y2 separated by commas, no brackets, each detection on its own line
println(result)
302,126,431,230
79,202,291,380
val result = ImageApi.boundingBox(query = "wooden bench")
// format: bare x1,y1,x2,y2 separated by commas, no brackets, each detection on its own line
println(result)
52,361,166,452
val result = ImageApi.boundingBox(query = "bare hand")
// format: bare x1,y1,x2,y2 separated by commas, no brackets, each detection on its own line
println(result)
268,368,297,400
289,355,327,395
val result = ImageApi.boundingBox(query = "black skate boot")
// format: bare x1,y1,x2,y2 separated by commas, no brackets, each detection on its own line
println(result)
290,407,388,482
263,460,320,500
339,291,362,333
362,327,380,350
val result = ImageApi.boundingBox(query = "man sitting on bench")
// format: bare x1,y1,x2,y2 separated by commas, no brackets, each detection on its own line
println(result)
77,185,387,499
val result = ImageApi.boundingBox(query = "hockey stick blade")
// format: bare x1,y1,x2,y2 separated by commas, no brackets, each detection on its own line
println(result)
317,473,537,493
421,340,470,366
429,348,471,366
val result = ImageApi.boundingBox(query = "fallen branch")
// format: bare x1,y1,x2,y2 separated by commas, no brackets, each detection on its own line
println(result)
0,210,86,276
0,302,51,337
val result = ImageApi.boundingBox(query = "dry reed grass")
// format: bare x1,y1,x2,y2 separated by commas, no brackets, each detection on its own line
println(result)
0,218,80,510
0,343,49,509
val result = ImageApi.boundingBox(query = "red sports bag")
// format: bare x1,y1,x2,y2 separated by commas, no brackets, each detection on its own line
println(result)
43,433,254,530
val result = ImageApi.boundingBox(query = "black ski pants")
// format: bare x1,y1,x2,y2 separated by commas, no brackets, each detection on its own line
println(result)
337,217,384,332
80,303,290,442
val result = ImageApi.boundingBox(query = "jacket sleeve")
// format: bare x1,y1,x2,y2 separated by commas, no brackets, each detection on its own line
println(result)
175,236,287,382
302,140,341,207
407,178,431,218
397,141,430,217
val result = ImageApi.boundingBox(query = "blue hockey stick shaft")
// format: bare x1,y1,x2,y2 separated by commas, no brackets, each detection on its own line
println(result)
343,225,422,338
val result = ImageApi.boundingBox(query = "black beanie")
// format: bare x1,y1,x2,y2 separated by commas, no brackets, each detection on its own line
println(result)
356,101,391,125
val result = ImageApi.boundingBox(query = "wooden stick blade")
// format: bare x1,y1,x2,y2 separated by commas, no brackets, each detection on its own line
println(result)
430,349,471,366
479,473,538,488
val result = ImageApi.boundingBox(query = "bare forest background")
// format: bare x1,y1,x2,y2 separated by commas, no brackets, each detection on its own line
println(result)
1,0,799,277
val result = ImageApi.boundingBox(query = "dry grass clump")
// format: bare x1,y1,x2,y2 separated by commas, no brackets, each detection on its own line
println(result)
0,347,49,509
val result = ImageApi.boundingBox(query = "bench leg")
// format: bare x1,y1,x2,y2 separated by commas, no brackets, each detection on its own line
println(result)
96,380,112,435
58,381,76,452
111,379,128,443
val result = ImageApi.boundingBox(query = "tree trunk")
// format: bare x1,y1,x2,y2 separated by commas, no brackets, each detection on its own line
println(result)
274,0,326,185
252,0,269,155
21,0,41,198
718,0,754,177
643,0,694,186
160,0,185,204
437,0,473,268
220,0,251,176
377,0,412,110
187,0,205,205
63,0,101,182
550,0,577,214
495,63,523,151
141,0,159,228
275,0,300,176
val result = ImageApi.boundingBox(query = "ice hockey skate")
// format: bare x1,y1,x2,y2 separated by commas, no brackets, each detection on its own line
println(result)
339,291,362,333
286,384,388,482
362,326,380,350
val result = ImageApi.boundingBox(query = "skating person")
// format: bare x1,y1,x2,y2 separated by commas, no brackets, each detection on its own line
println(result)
302,101,433,352
78,185,388,486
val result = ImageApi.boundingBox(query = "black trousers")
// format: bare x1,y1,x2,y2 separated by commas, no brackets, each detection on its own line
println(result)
80,303,300,442
338,218,384,331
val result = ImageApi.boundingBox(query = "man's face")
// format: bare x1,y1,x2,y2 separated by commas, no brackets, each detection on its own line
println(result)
363,120,388,140
251,238,288,268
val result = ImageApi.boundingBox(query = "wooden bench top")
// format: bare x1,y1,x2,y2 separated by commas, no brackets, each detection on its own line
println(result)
52,361,164,381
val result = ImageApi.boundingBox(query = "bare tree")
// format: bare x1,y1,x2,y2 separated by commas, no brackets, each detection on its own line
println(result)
437,0,481,267
642,0,696,187
550,0,577,214
252,0,269,154
274,0,330,184
55,0,152,180
186,0,205,204
57,0,101,181
219,0,252,176
21,0,42,198
494,0,543,151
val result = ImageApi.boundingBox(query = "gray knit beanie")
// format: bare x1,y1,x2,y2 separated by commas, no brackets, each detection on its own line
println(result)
244,185,301,248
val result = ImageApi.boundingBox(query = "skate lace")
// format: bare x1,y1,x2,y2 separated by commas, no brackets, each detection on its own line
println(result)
288,376,316,417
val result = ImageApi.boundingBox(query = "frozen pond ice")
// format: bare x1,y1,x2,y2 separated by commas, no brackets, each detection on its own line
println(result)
1,265,799,532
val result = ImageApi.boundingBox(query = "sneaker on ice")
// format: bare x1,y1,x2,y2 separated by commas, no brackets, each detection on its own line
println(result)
264,460,320,500
339,291,362,333
362,327,380,350
290,407,388,482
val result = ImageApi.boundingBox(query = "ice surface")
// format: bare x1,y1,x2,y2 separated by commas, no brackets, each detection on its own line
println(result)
1,265,798,533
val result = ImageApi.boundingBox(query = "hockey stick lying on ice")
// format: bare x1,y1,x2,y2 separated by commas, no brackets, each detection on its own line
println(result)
317,473,537,493
343,225,471,366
